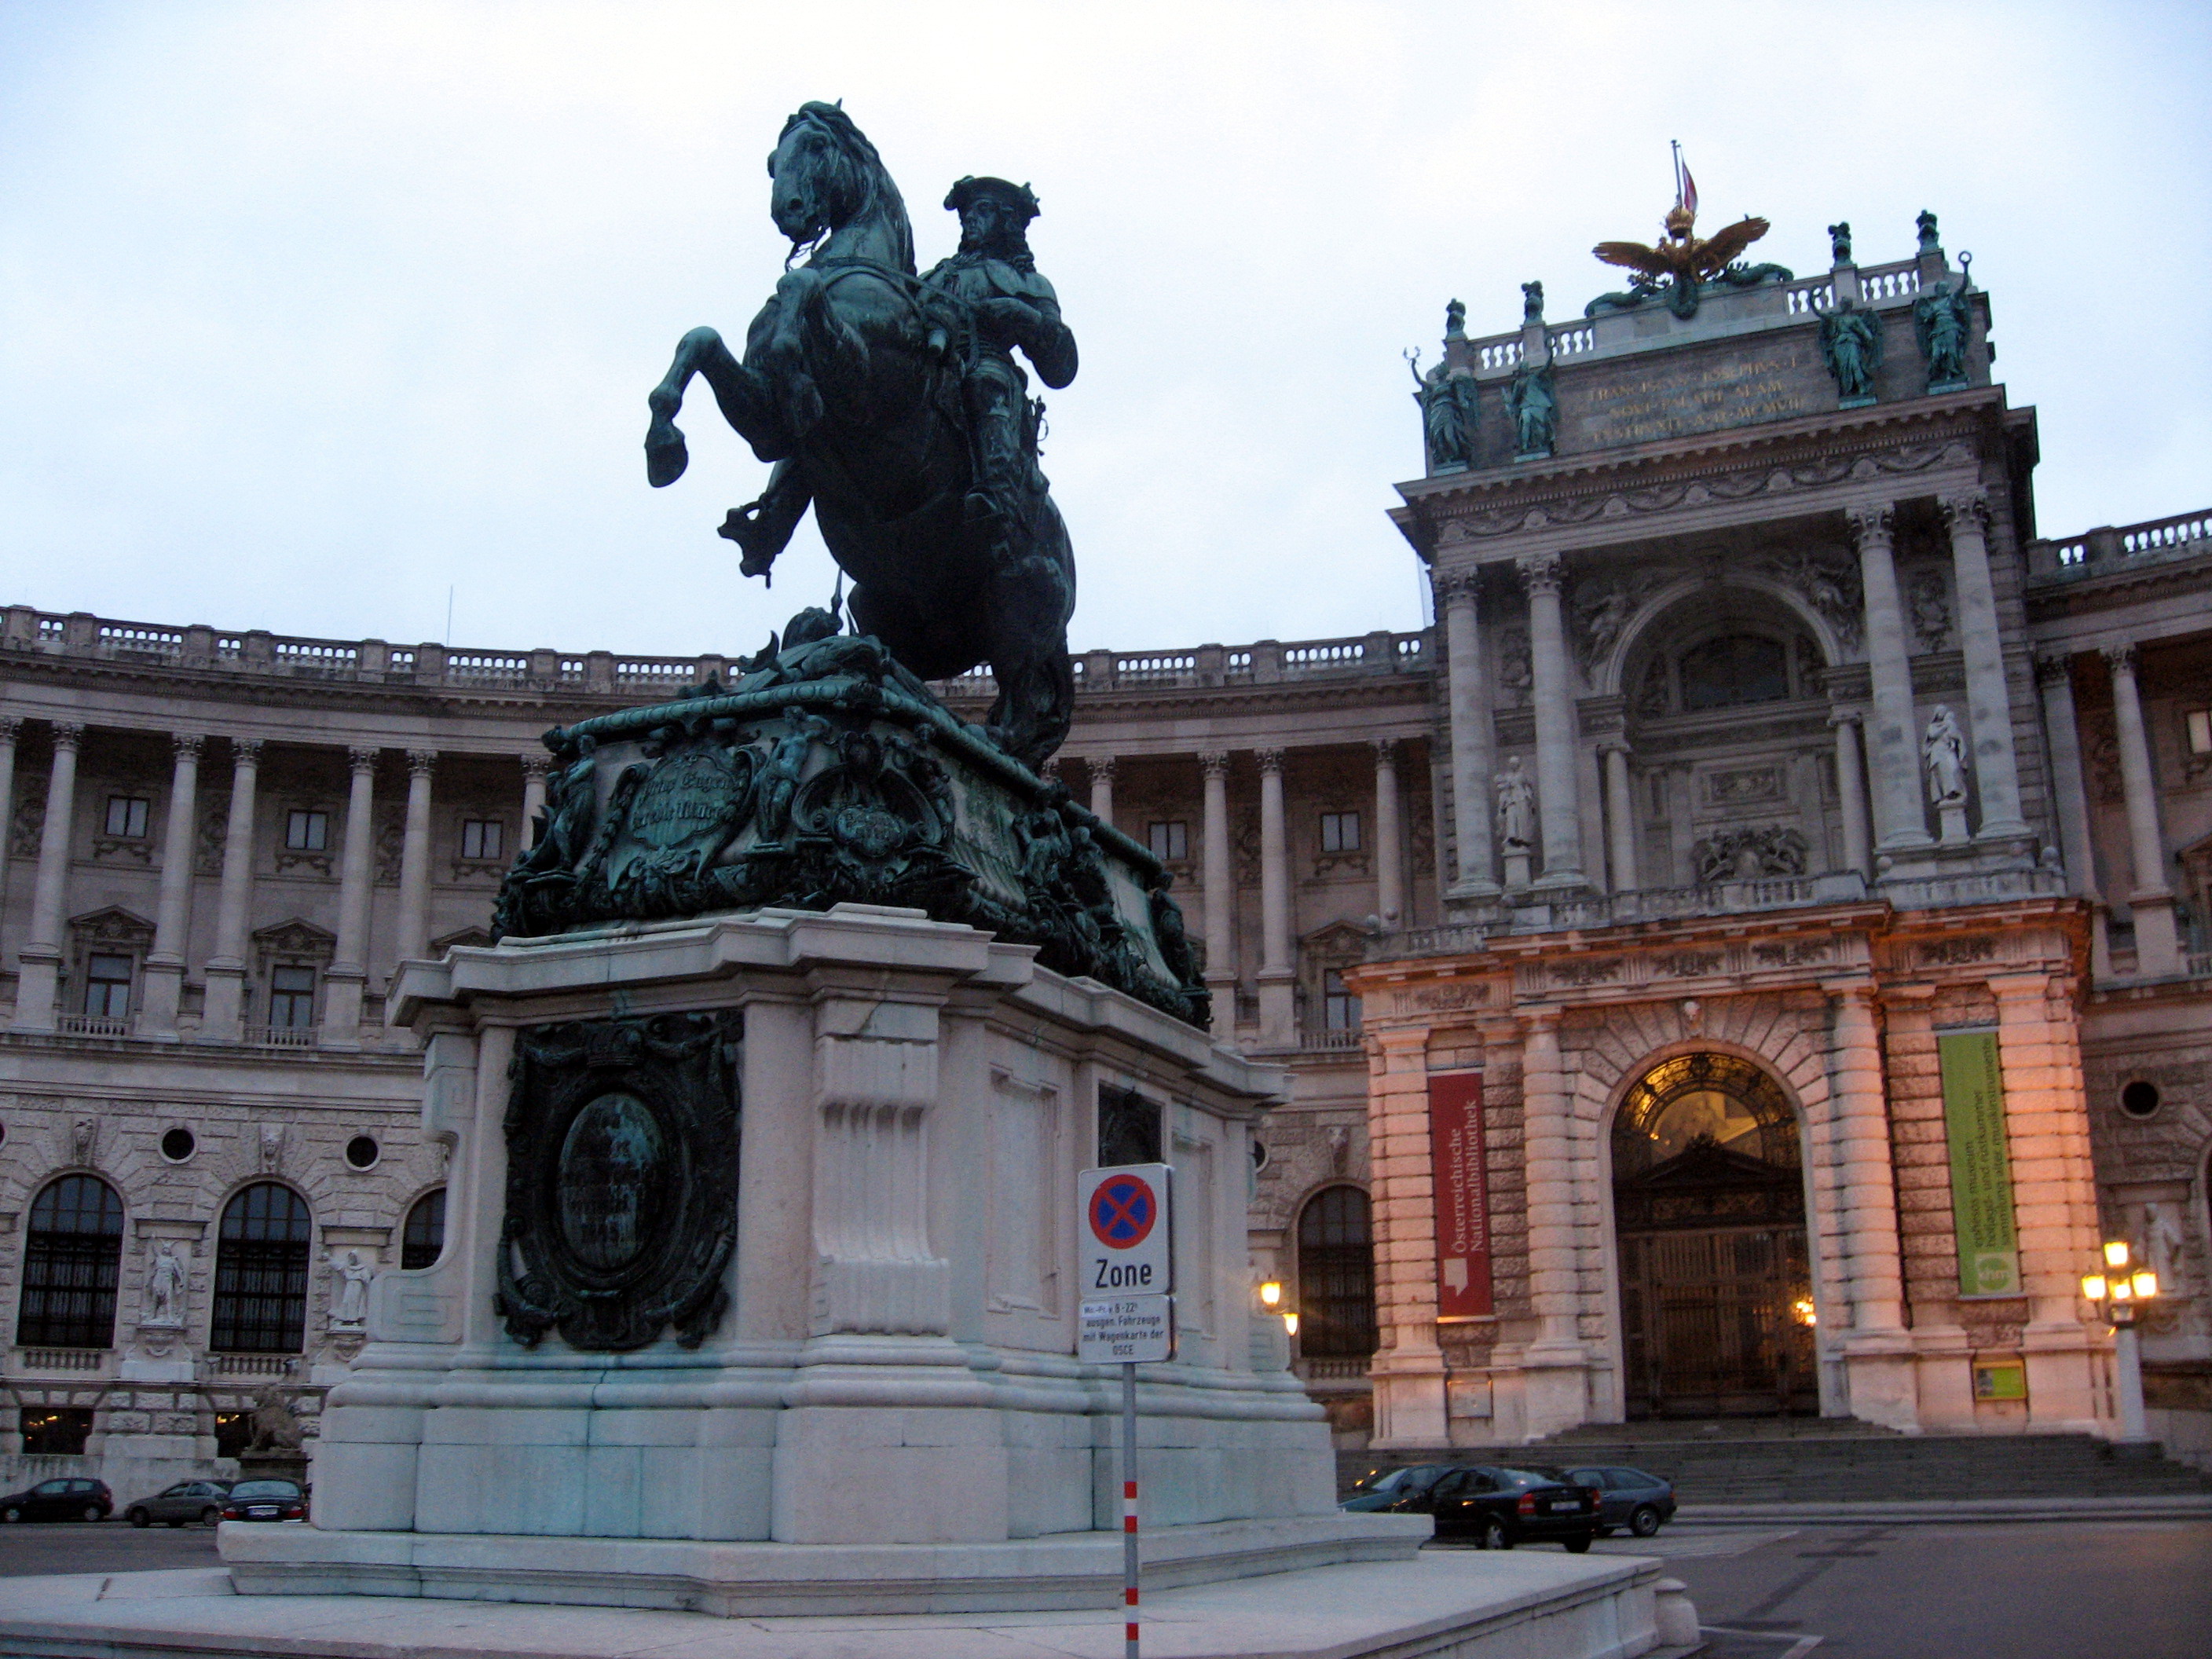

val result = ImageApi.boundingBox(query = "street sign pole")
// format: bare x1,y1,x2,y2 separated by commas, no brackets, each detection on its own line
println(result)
1122,1359,1139,1659
1075,1163,1174,1659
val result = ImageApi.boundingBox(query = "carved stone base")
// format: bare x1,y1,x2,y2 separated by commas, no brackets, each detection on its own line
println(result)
247,906,1357,1614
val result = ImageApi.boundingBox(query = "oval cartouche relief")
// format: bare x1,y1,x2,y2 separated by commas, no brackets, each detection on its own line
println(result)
557,1092,665,1273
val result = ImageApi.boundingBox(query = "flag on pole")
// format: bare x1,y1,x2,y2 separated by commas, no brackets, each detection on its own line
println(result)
1680,163,1698,218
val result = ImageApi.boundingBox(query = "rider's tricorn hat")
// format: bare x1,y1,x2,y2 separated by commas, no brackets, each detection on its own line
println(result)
944,175,1041,225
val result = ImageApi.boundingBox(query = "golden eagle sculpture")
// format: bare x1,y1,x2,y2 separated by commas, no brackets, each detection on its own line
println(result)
1588,203,1790,320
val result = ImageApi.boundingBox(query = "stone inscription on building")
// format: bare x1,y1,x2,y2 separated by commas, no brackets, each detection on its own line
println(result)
1565,336,1828,450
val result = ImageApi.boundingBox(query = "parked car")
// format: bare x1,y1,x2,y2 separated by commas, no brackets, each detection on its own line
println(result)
1340,1463,1456,1514
1429,1465,1599,1551
0,1477,113,1524
1559,1465,1677,1538
124,1481,233,1529
220,1479,306,1522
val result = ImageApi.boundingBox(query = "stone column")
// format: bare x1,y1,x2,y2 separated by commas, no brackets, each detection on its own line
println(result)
1848,506,1929,850
2103,644,2180,976
0,719,17,882
2034,654,2108,976
395,750,437,968
1437,570,1497,896
1520,554,1585,888
1372,738,1404,928
520,754,550,850
1364,1026,1448,1445
1199,751,1236,1010
1088,756,1115,826
137,734,203,1038
1519,1009,1589,1435
1600,740,1639,895
200,738,262,1042
1990,972,2106,1427
1255,748,1295,1046
322,746,379,1049
13,722,84,1031
1825,980,1915,1424
1939,492,2027,836
1829,712,1873,881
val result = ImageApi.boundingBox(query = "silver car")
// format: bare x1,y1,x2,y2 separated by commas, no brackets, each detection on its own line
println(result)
123,1480,231,1528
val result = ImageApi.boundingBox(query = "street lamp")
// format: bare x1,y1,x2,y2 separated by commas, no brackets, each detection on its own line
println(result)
2082,1240,2161,1448
1257,1280,1298,1339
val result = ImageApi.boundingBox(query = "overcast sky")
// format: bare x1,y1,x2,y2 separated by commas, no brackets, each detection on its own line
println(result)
2,2,2206,661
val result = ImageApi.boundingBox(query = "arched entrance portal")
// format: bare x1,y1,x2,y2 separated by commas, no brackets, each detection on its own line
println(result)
1613,1053,1816,1418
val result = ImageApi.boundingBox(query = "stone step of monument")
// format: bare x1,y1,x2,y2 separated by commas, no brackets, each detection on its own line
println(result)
1339,1431,2212,1503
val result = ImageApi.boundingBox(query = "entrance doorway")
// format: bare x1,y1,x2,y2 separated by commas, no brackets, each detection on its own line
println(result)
1612,1053,1817,1418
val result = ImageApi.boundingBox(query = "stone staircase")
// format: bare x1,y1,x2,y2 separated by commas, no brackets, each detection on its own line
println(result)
1339,1419,2212,1505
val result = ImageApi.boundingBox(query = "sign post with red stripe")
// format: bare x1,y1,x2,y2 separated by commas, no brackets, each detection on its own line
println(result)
1078,1163,1174,1658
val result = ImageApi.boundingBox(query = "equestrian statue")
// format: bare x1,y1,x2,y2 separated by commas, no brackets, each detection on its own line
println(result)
644,102,1078,769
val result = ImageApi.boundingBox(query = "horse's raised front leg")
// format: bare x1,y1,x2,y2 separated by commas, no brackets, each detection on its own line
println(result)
646,327,786,487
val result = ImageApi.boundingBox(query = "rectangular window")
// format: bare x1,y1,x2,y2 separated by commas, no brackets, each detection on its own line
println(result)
1320,811,1361,853
1323,968,1361,1032
2188,709,2212,756
84,953,133,1020
104,795,150,838
284,809,329,851
461,819,505,860
268,965,317,1029
1146,820,1188,862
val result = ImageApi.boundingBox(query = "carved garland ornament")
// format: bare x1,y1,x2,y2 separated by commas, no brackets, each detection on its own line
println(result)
496,1011,742,1353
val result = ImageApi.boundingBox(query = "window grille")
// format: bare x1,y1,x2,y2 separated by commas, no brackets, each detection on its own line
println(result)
402,1188,447,1270
211,1183,313,1353
1296,1186,1376,1357
16,1175,125,1349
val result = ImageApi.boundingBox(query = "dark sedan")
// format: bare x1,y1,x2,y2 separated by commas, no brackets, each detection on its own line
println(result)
221,1478,306,1522
1430,1465,1599,1551
0,1477,113,1523
1561,1465,1677,1538
1340,1462,1455,1514
125,1480,233,1528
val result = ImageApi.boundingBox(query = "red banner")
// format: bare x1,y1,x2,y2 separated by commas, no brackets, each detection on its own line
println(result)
1428,1072,1493,1319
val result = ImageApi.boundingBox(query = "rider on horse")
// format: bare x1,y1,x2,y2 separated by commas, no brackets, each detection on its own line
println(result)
921,178,1078,548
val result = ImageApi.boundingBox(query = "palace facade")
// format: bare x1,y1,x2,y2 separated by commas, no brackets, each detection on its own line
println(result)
0,208,2207,1507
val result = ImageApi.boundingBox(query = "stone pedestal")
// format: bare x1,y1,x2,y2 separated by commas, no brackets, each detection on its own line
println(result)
233,905,1404,1614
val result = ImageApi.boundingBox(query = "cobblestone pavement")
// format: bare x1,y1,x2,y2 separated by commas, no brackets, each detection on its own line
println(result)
0,1521,220,1577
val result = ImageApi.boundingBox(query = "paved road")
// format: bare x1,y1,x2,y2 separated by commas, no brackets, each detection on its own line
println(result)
0,1521,220,1577
1608,1518,2212,1658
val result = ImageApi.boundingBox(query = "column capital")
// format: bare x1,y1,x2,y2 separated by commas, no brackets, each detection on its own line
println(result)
1039,756,1062,781
2101,641,2137,677
171,733,205,763
2034,652,2074,687
405,749,438,778
0,716,20,745
1844,504,1895,548
1089,755,1116,786
1516,551,1564,593
1597,736,1632,757
1255,747,1286,776
49,720,85,752
1522,1005,1562,1035
231,737,263,765
1938,489,1991,532
346,745,380,774
520,753,552,780
1826,709,1864,731
1821,976,1878,1007
1432,567,1480,606
1198,749,1230,780
1371,736,1397,768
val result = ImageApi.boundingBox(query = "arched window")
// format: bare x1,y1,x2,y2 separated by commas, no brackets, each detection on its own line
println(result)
16,1175,125,1349
401,1188,447,1270
211,1183,313,1353
1678,634,1790,711
1296,1185,1376,1358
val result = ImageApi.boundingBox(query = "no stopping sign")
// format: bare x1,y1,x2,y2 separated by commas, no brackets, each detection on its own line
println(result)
1077,1163,1172,1294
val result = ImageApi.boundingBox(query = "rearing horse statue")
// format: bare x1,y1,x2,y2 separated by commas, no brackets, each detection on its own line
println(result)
644,102,1078,769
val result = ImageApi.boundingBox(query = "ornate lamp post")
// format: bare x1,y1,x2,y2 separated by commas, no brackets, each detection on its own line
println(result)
2082,1240,2161,1449
1258,1279,1300,1340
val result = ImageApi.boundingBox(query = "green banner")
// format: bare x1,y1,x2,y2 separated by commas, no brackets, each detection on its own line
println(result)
1939,1030,2020,1296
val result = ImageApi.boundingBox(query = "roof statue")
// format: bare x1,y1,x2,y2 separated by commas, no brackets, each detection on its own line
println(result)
1587,195,1793,320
